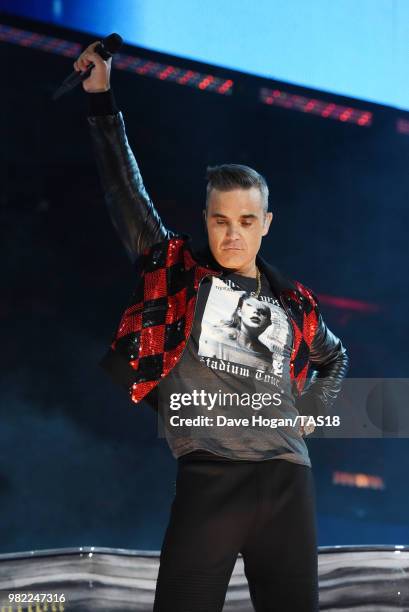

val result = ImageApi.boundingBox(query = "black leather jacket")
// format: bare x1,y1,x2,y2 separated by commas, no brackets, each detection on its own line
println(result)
86,93,349,420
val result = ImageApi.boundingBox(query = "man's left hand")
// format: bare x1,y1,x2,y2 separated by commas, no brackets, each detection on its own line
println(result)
300,422,316,436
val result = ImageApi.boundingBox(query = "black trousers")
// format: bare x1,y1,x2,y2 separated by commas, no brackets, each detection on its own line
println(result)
153,455,319,612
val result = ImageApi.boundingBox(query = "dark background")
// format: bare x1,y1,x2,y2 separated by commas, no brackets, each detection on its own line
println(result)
1,14,409,553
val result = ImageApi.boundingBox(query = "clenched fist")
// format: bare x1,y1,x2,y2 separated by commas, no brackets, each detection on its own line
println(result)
73,41,112,93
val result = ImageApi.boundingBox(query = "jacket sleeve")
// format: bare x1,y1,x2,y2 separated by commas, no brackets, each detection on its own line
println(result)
295,291,349,419
86,93,176,264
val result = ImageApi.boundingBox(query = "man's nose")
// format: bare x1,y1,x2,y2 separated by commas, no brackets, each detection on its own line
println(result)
225,225,241,238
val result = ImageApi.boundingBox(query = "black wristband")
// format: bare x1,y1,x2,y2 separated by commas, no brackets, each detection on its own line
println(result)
86,89,119,116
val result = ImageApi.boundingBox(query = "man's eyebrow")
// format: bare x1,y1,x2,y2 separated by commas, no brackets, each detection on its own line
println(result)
210,213,258,219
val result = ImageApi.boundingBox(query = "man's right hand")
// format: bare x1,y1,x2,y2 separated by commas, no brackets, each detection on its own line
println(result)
73,41,112,93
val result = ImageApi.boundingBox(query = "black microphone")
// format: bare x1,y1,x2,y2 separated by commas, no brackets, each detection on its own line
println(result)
52,32,123,101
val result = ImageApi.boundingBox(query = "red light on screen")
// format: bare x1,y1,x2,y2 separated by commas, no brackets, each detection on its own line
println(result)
260,87,372,127
0,23,234,96
333,471,385,490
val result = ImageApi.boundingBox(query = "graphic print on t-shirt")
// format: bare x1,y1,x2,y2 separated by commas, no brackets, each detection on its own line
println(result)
198,275,291,380
156,271,309,466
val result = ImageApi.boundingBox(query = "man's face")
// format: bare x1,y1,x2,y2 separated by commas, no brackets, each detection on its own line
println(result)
238,297,271,333
203,187,273,273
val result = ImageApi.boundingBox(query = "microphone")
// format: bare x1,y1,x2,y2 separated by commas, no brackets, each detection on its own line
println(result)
52,33,123,101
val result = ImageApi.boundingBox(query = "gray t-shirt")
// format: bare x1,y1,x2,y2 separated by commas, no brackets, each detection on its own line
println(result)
157,270,311,467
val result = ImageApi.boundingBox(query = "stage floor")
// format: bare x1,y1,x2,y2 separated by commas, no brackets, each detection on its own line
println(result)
0,545,408,611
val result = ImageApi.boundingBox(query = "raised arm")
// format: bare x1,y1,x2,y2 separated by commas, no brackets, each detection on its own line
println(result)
74,41,175,263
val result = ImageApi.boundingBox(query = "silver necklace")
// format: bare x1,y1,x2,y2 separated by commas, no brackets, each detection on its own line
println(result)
226,265,261,298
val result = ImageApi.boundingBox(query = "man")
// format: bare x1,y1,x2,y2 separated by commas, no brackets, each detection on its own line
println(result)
74,42,349,612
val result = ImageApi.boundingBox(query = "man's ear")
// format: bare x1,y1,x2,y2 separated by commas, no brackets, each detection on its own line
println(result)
202,209,207,231
262,211,273,237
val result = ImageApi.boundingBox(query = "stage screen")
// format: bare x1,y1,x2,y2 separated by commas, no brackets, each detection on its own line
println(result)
0,0,407,111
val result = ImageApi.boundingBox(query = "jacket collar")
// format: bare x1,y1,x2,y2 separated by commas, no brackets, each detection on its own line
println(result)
181,234,296,296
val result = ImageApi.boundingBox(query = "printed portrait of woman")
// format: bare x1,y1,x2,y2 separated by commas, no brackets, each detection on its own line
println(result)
199,290,287,374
